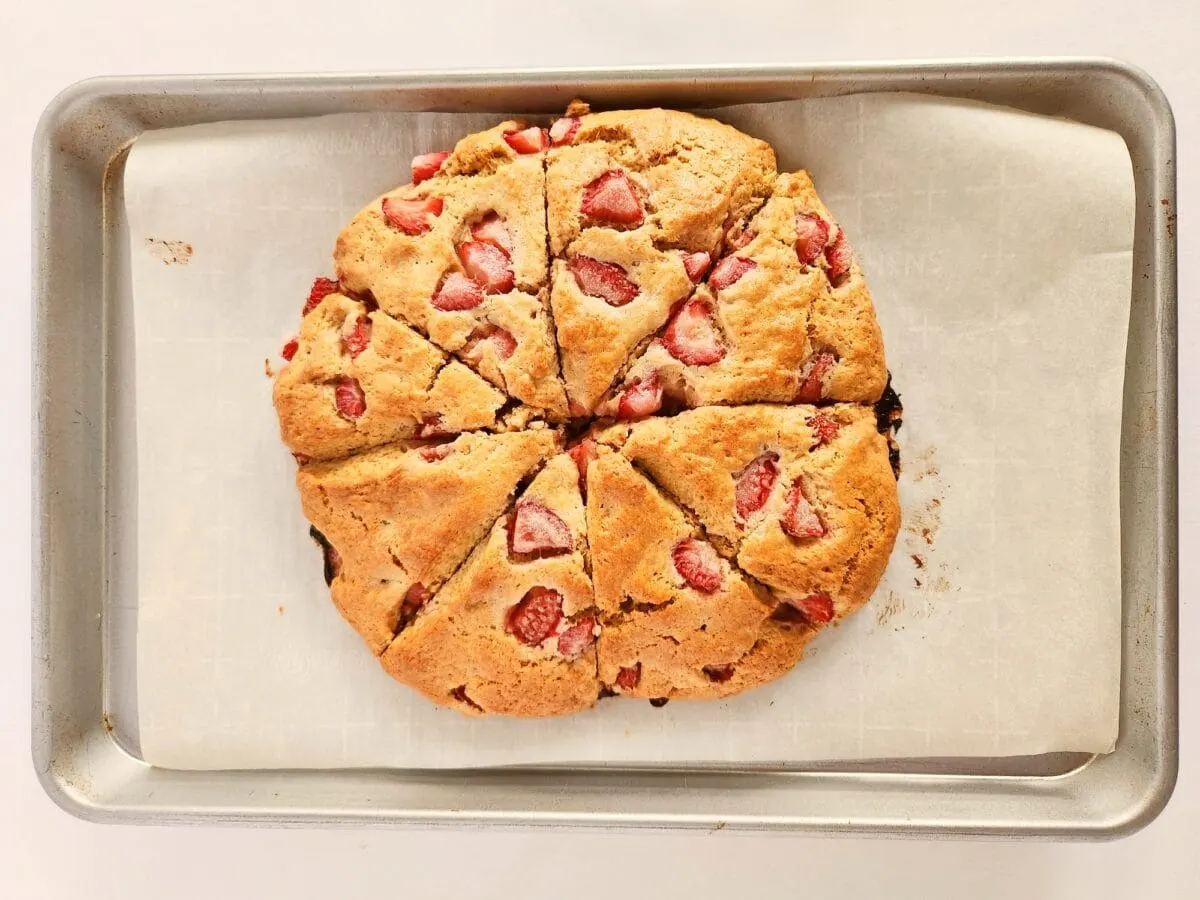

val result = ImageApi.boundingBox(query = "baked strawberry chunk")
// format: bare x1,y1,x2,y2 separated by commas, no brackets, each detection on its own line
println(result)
795,352,836,404
568,255,639,307
381,196,443,235
281,338,299,361
616,372,662,420
417,444,454,462
402,582,433,613
663,298,725,366
458,241,514,294
777,592,835,625
304,277,340,315
506,586,564,645
782,480,824,539
464,325,517,363
509,500,574,555
735,452,780,521
615,662,642,690
681,251,711,283
549,116,581,146
703,664,735,682
470,212,514,254
504,126,550,154
795,212,830,266
431,272,484,311
411,150,450,185
557,616,598,657
333,376,366,419
672,538,723,593
567,438,598,494
823,230,853,285
708,256,755,291
342,315,372,358
581,170,644,226
806,413,840,447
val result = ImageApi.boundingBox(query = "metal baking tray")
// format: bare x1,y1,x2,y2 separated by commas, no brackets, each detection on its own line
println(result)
32,59,1177,836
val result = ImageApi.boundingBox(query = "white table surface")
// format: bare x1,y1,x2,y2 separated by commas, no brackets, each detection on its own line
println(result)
2,1,1195,896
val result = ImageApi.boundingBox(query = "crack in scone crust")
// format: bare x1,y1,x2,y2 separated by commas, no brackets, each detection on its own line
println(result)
271,104,902,716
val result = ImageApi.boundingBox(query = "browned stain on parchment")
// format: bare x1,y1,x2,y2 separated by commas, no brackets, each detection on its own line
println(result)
145,238,193,264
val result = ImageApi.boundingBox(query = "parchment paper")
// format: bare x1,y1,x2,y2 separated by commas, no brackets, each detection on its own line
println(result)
128,95,1132,769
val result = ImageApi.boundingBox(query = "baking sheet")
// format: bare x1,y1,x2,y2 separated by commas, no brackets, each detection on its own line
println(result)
127,94,1133,769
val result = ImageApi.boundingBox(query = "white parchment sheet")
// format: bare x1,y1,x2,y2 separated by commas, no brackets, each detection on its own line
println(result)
128,95,1132,769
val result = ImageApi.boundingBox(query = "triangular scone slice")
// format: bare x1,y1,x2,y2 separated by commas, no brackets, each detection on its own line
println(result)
297,430,558,653
274,291,505,460
546,107,777,255
737,407,900,628
550,228,692,414
588,451,813,701
380,453,599,717
333,155,567,419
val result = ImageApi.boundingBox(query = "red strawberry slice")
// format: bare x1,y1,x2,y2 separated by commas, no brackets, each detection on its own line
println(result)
411,150,450,185
581,170,644,226
549,116,581,146
823,230,853,285
672,538,723,594
403,582,433,614
342,315,372,358
735,452,780,521
615,662,642,690
663,298,725,366
708,256,755,291
703,664,735,683
506,586,564,646
510,500,574,556
681,251,711,283
616,372,663,420
431,272,484,311
795,211,831,266
568,255,639,307
281,338,299,361
779,592,835,625
382,195,443,235
418,443,454,462
458,241,514,294
504,126,550,154
557,616,598,657
418,414,446,438
728,230,755,250
567,438,598,494
782,480,825,539
304,277,340,315
333,376,366,419
806,413,840,447
465,325,517,362
470,212,514,255
794,351,836,404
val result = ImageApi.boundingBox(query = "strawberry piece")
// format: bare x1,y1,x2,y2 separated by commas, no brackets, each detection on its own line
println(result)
403,582,433,613
418,444,454,462
418,414,446,438
823,230,853,285
549,116,581,146
465,325,517,363
782,480,825,539
509,500,574,556
504,126,550,154
581,170,644,226
777,592,835,625
458,241,514,294
381,195,443,235
431,272,484,311
304,277,340,315
795,352,836,404
411,150,451,185
615,663,642,690
708,256,755,291
342,315,372,358
292,452,312,465
735,452,780,521
470,212,514,255
309,526,342,585
616,372,662,420
703,664,735,683
567,438,598,494
672,538,723,594
795,211,830,266
663,298,725,366
333,376,366,419
506,586,564,645
728,230,755,250
281,338,299,361
806,413,840,447
681,251,711,283
557,616,598,657
568,255,639,307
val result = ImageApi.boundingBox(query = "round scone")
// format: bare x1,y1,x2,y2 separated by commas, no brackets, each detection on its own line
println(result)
271,104,901,716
